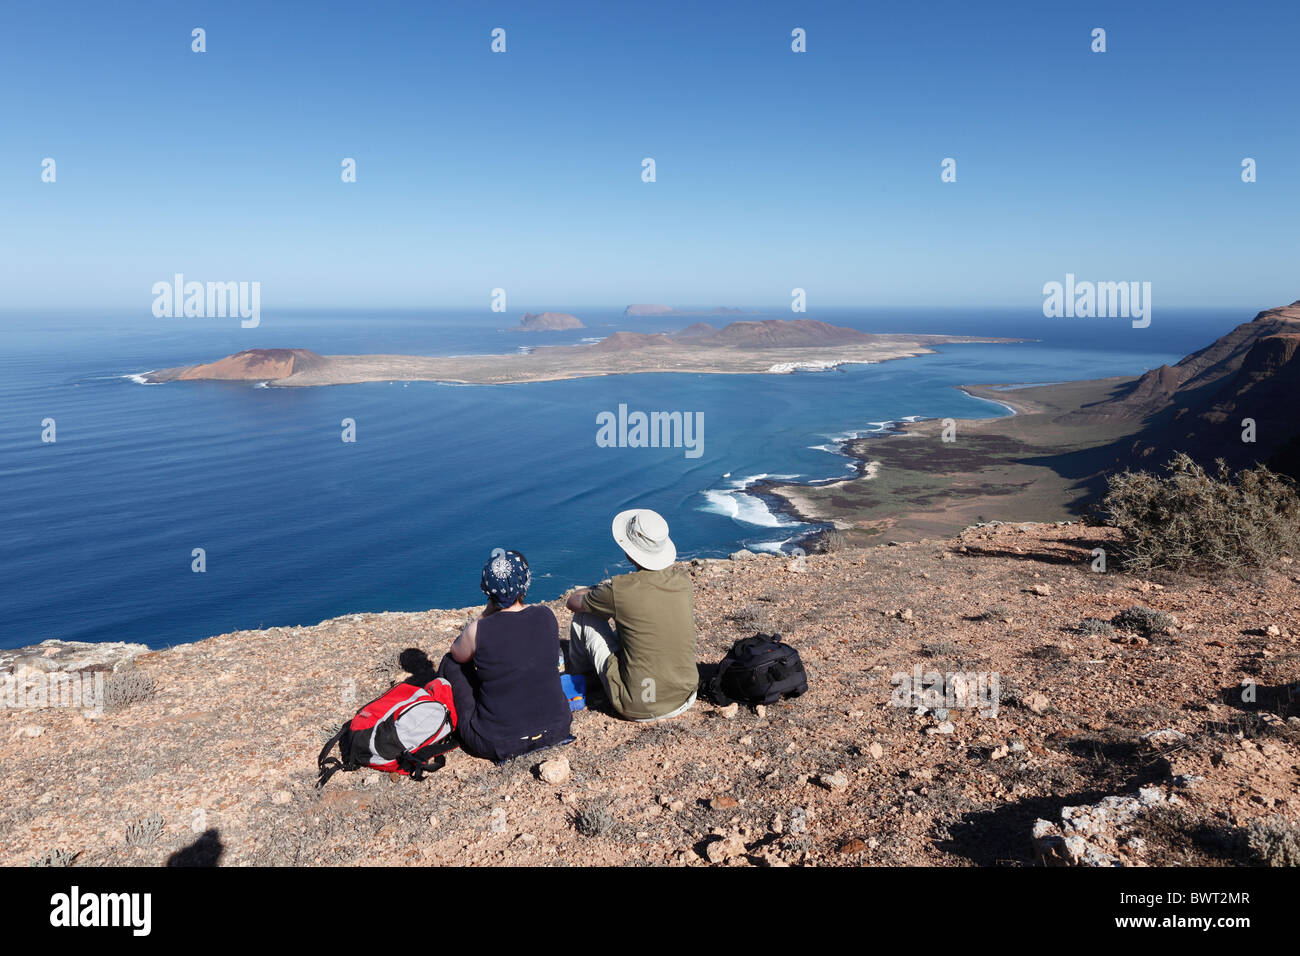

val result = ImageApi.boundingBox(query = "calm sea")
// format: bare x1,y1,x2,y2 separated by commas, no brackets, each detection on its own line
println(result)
0,305,1246,649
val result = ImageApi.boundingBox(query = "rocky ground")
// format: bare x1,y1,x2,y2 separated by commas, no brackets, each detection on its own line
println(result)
2,521,1298,867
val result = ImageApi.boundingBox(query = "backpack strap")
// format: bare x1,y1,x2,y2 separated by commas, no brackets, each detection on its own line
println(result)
398,750,447,782
706,657,737,705
316,722,353,788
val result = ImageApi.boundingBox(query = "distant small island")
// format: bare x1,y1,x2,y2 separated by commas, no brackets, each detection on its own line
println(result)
518,312,584,331
141,319,1023,387
623,304,753,317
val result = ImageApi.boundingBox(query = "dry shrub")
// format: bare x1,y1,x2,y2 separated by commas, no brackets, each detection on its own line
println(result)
1111,606,1175,637
124,813,165,848
1247,816,1300,867
103,668,156,711
975,604,1011,622
1101,453,1300,573
574,806,617,838
817,531,849,554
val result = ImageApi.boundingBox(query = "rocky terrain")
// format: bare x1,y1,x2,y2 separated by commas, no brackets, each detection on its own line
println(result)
2,521,1296,868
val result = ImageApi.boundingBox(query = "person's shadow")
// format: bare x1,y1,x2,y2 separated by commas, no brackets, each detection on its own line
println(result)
398,648,437,684
166,829,224,867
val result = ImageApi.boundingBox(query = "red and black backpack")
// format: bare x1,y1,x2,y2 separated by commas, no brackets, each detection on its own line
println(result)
317,678,459,785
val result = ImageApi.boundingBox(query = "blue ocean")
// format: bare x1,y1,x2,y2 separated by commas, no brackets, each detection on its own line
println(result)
0,305,1247,650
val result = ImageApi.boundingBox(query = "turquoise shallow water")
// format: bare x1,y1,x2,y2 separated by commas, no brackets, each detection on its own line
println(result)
0,305,1243,649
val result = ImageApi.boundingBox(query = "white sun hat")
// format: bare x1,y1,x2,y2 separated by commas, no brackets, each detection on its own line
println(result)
611,508,676,571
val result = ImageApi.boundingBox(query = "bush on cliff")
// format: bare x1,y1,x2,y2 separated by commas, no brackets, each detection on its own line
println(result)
1101,453,1300,574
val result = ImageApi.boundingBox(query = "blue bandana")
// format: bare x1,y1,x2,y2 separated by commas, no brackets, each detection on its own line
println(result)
481,550,530,607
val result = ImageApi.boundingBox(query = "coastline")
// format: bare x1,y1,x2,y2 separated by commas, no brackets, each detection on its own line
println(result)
139,334,1026,387
676,383,1042,554
746,383,1031,544
955,383,1049,416
755,376,1142,547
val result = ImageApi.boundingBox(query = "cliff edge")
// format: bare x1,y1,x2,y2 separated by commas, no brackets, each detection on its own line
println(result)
3,521,1295,867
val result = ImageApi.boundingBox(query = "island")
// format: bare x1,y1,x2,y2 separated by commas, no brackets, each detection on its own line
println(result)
623,303,676,316
140,319,1023,387
518,311,584,331
623,304,752,317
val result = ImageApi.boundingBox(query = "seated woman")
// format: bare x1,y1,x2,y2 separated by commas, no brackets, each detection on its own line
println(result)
437,550,572,762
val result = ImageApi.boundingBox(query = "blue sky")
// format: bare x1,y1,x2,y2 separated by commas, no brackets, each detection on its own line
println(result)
1,0,1297,311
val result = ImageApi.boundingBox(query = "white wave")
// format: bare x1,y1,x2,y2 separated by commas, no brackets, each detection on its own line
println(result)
821,419,913,444
726,472,798,489
766,359,844,374
123,373,163,385
699,489,795,528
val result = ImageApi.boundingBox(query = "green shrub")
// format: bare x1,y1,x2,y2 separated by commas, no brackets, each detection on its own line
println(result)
1101,454,1300,573
1077,617,1115,636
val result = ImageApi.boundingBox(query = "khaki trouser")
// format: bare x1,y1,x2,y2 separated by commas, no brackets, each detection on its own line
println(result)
567,612,696,722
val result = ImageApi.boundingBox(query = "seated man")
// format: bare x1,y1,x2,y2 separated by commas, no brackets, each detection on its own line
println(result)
437,550,572,762
565,508,698,721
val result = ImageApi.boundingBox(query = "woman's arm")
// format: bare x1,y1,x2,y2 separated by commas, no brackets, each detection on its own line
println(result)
450,617,479,663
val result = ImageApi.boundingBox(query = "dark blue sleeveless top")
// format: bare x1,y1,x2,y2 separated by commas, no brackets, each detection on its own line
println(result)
471,605,571,757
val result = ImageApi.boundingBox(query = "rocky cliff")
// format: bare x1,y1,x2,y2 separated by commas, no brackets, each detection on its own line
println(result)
3,521,1295,868
144,349,328,383
1068,301,1300,477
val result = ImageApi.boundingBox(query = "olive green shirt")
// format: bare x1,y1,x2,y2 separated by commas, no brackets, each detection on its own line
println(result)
582,566,697,719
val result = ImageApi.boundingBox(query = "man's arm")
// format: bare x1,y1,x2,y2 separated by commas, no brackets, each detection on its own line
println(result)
565,587,591,613
576,581,616,619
